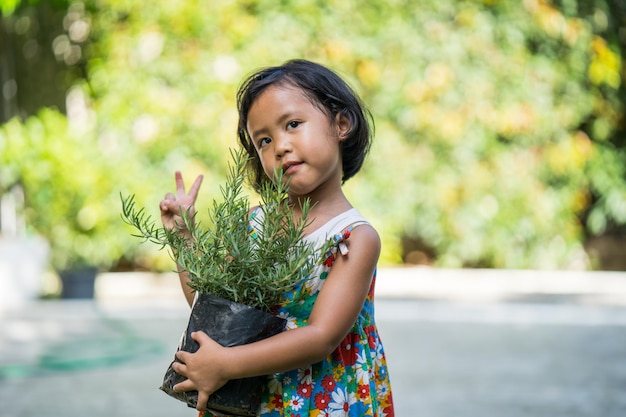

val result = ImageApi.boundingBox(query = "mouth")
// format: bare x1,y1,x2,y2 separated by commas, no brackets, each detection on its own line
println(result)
282,161,302,175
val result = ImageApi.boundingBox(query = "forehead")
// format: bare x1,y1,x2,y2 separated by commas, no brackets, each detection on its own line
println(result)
247,84,325,128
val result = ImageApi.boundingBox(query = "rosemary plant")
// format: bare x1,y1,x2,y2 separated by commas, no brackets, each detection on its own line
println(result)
121,148,328,312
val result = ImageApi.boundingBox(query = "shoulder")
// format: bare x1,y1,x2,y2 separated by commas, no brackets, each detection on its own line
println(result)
328,221,380,270
248,205,261,218
348,223,381,256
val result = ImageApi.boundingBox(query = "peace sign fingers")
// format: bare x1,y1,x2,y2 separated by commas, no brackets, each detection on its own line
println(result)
175,171,203,204
160,171,204,232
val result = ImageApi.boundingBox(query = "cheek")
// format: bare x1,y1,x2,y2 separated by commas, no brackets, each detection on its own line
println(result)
255,151,274,176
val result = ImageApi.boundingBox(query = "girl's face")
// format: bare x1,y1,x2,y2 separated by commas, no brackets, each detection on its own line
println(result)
246,84,346,199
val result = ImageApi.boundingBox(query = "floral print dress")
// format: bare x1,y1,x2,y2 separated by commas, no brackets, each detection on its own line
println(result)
203,207,394,417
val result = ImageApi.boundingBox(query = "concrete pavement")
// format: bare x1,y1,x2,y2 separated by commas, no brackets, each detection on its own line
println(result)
1,267,626,417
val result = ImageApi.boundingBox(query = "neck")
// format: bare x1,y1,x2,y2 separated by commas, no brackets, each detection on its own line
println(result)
288,192,352,236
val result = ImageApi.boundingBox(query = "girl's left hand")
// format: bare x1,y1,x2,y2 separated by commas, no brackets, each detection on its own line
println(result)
172,331,230,411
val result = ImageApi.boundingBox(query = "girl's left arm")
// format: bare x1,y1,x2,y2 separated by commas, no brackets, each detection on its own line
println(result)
172,224,381,411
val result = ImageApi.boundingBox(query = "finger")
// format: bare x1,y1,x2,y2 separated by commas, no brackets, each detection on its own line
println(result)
175,171,186,195
160,193,176,213
160,200,179,217
175,350,189,363
191,331,211,345
172,361,188,378
187,175,204,201
173,378,196,393
196,391,209,411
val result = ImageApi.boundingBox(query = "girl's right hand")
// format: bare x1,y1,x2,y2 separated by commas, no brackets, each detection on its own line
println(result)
160,171,204,234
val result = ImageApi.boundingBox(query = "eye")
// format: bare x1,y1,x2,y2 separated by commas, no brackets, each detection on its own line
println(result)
286,120,300,130
258,137,271,148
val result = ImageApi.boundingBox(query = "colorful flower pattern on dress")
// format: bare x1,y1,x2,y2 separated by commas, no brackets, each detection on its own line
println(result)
201,214,394,417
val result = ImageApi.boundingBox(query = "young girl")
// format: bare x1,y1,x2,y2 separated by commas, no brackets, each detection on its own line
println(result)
159,59,394,417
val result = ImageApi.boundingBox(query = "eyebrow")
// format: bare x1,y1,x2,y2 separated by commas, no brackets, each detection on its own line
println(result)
250,112,298,140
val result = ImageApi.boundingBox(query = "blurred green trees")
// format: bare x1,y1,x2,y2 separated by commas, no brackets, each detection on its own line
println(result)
1,0,624,271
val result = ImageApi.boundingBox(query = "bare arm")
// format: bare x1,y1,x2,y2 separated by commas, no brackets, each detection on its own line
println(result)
159,171,204,307
173,224,381,410
175,265,195,307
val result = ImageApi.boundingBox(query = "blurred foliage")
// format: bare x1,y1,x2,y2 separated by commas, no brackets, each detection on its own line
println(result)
0,107,161,270
1,0,624,270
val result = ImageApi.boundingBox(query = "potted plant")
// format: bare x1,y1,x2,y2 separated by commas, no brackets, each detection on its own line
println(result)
121,148,331,416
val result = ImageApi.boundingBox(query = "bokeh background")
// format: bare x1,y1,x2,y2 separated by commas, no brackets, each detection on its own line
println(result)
2,2,626,417
1,0,625,294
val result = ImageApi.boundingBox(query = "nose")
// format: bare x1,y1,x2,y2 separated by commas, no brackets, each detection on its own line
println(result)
273,133,292,158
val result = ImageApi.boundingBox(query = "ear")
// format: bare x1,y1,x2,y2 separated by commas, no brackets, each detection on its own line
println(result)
335,112,351,141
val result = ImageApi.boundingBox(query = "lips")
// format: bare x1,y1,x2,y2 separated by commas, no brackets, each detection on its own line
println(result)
282,161,302,175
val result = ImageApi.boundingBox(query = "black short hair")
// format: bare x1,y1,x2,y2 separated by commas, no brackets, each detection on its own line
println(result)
236,59,374,192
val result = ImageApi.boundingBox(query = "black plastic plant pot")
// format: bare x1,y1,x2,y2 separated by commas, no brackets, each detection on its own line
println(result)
160,292,286,416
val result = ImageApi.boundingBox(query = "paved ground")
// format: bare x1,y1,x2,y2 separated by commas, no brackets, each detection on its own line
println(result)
1,268,626,417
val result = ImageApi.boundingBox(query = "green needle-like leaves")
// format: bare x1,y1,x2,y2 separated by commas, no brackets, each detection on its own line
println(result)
121,148,331,312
